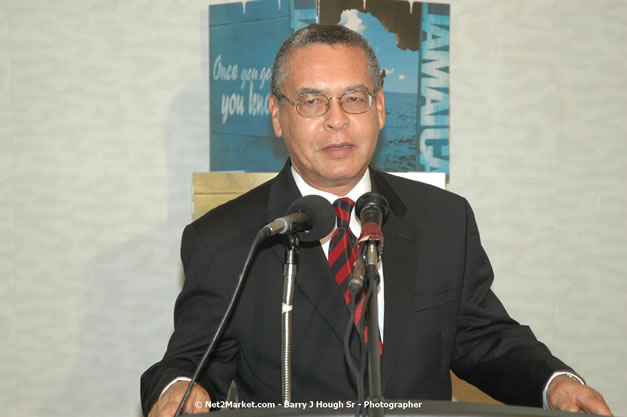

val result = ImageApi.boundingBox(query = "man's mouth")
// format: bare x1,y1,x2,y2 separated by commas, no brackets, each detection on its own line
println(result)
326,143,352,150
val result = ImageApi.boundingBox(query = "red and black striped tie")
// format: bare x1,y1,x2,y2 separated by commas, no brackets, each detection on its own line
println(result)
328,197,358,305
328,197,383,356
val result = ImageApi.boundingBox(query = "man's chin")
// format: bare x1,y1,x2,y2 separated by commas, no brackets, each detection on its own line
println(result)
320,168,365,187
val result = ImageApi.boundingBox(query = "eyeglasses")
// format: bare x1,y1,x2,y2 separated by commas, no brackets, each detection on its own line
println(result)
277,89,376,118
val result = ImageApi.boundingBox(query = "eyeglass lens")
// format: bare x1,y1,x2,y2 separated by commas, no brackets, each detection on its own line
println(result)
296,90,372,117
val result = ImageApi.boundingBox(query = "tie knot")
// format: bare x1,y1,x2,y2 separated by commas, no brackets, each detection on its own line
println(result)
333,197,354,228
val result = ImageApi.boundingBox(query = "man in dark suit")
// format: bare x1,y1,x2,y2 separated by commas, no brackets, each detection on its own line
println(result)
141,24,612,417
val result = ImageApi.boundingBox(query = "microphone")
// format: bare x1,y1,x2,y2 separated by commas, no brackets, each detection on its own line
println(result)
275,196,334,402
350,192,390,292
261,195,335,242
355,192,389,247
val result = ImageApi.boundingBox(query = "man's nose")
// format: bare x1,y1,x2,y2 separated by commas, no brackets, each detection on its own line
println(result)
323,97,349,130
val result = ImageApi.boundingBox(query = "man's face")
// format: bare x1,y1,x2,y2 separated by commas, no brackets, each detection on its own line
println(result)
269,43,386,196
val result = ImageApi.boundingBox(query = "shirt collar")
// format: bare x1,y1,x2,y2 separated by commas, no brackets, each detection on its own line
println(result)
290,166,370,238
290,166,371,205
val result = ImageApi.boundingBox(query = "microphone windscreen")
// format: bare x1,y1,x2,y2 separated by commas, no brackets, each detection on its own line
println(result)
287,195,336,242
355,192,390,225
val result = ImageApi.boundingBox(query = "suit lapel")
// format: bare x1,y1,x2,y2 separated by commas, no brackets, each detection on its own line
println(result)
265,161,300,228
266,162,357,356
371,171,421,393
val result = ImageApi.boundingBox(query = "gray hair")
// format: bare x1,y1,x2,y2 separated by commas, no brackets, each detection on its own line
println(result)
270,24,383,98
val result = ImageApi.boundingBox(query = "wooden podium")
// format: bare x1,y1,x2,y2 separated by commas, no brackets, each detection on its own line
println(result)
192,400,587,417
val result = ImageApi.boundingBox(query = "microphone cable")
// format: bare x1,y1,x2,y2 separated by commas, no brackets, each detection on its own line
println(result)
343,290,362,414
343,264,377,417
173,228,266,417
357,282,375,417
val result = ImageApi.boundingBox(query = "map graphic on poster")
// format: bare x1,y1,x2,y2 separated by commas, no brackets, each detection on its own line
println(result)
209,0,449,177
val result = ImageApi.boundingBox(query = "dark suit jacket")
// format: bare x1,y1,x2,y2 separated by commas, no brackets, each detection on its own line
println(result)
141,162,572,415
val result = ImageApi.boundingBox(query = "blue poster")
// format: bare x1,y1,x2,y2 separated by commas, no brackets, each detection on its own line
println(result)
209,0,450,179
417,3,450,176
209,0,316,171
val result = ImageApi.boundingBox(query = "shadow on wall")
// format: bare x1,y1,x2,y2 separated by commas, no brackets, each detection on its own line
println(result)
51,79,209,417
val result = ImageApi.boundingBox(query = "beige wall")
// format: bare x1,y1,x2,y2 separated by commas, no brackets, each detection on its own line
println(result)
1,1,625,416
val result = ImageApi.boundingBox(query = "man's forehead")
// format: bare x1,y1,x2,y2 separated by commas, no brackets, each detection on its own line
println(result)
283,44,373,92
286,42,367,61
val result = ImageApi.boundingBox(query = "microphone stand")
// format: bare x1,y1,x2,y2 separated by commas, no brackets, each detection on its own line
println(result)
281,233,299,405
364,241,384,417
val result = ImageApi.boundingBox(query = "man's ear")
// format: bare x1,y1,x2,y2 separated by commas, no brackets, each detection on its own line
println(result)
268,94,283,137
375,88,386,130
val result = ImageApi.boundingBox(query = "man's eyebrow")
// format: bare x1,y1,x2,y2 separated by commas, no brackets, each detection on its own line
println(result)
344,83,370,92
294,84,371,97
295,87,323,96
